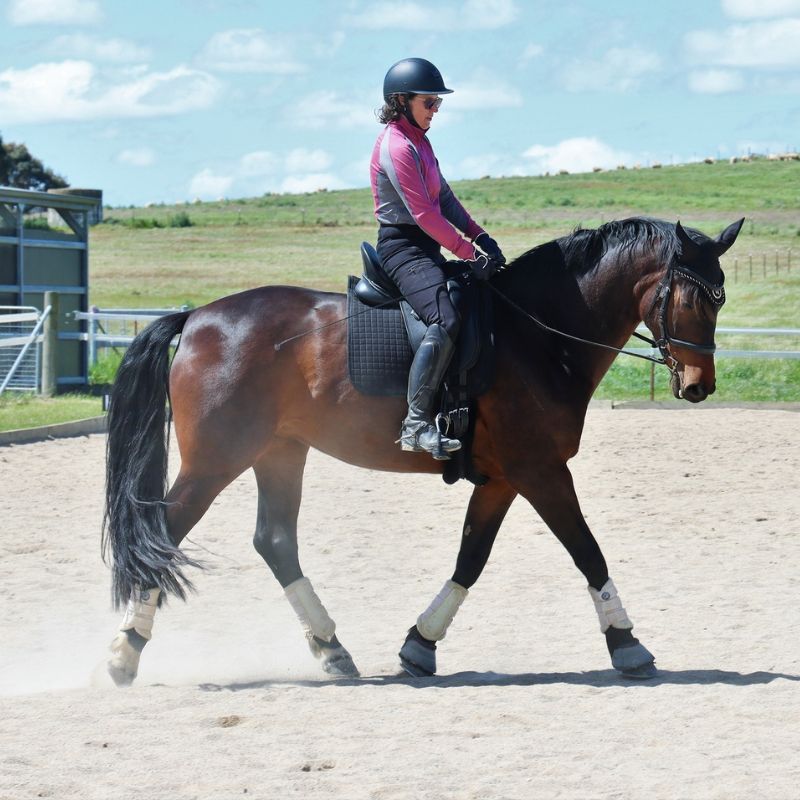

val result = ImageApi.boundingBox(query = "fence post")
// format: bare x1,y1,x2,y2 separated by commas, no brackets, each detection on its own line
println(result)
650,362,655,401
88,305,98,366
42,291,59,397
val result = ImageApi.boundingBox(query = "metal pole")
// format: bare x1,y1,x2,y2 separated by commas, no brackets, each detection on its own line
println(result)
89,305,98,365
16,203,25,305
41,291,59,397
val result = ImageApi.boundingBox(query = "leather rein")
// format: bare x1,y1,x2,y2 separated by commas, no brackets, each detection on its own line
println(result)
488,259,726,375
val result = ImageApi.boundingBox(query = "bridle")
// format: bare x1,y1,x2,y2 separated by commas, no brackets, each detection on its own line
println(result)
643,261,726,368
487,257,726,376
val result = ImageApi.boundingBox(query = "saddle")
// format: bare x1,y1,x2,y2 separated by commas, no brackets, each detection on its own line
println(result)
347,242,495,485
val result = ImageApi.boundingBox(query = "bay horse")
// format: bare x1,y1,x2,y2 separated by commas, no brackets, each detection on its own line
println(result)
103,216,743,685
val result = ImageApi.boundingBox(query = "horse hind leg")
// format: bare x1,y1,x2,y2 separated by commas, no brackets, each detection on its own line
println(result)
252,441,359,678
107,469,235,686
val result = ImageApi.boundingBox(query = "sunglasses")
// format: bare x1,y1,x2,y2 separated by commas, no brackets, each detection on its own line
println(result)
418,96,443,111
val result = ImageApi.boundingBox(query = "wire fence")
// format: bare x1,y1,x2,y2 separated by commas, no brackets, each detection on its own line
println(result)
727,250,794,282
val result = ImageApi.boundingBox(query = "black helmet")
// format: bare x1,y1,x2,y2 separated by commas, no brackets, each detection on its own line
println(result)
383,58,453,102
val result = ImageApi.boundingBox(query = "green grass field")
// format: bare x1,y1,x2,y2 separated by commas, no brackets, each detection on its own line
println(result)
2,158,797,431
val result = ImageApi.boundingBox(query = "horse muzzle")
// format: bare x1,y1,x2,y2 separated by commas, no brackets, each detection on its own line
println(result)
672,361,716,403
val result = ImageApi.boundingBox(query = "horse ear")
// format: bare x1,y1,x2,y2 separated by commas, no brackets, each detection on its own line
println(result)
714,217,745,257
675,221,702,263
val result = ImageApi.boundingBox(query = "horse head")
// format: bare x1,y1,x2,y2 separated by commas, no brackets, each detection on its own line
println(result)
646,218,744,403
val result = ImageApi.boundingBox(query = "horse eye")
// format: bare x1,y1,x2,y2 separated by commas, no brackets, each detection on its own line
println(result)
681,301,694,310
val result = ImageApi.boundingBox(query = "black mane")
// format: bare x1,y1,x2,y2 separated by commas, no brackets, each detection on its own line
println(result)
510,217,687,274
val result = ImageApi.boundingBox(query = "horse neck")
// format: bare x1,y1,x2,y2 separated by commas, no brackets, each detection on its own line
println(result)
573,249,664,388
501,244,665,397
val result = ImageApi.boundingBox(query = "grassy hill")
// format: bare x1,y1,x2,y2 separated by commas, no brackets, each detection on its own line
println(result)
92,158,799,313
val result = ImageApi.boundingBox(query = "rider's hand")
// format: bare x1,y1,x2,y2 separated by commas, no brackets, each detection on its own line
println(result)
475,232,506,266
469,253,499,281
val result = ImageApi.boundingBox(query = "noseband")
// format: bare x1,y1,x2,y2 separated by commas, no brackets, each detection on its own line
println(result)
645,262,726,366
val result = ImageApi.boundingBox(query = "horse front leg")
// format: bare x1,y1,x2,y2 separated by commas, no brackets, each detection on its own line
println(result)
252,441,359,678
399,479,517,676
515,463,656,678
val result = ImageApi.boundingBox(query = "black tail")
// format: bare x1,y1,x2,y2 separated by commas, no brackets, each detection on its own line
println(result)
102,310,199,609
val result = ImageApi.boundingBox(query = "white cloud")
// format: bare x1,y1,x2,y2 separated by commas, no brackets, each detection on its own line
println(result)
685,19,800,67
446,70,523,110
721,0,800,18
290,90,376,129
49,34,151,63
462,0,519,27
8,0,100,25
522,138,633,174
520,43,544,65
0,61,221,124
188,169,234,199
117,148,156,167
198,29,307,73
239,151,279,176
688,69,745,93
279,173,348,194
561,47,661,92
456,153,528,178
285,148,334,172
189,149,348,199
345,0,518,29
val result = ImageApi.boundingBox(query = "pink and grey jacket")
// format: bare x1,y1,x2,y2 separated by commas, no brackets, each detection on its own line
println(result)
370,116,484,261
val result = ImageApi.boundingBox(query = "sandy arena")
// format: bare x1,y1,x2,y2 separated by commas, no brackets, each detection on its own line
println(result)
1,406,799,800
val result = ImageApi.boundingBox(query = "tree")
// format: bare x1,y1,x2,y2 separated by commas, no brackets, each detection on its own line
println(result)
0,134,11,186
0,133,68,191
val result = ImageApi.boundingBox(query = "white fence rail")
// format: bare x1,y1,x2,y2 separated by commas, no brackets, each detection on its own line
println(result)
630,325,800,360
73,306,189,365
0,306,52,395
74,310,800,364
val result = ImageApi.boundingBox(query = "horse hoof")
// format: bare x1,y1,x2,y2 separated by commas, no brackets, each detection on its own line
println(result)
621,661,658,680
322,650,360,678
107,631,143,687
611,642,657,678
107,662,137,687
398,627,437,677
309,635,360,678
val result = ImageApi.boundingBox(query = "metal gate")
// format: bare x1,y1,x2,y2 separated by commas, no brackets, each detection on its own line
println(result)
0,306,51,394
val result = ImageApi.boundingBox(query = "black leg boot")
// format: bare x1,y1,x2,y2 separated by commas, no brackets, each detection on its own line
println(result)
399,323,461,460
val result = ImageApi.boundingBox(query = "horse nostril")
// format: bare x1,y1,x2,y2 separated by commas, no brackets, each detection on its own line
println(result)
683,383,708,403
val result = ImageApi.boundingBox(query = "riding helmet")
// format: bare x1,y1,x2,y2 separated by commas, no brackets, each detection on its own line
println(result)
383,58,454,101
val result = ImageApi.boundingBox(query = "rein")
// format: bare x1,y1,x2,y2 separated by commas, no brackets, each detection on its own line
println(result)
275,259,725,376
485,282,670,369
488,260,726,373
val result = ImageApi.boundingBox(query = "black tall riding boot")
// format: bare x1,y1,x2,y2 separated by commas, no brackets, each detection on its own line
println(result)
399,323,461,460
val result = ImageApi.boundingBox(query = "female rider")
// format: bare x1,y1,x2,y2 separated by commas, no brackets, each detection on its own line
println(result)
370,57,505,460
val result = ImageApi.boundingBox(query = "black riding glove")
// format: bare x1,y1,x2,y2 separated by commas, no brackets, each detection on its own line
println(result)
475,232,506,266
468,253,499,281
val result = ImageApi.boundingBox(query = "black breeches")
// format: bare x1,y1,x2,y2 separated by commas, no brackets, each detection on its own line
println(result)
377,225,462,341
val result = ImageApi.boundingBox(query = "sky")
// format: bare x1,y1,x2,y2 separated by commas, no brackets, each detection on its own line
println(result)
1,0,799,207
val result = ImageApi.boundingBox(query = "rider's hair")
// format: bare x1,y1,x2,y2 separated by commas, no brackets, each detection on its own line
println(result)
378,94,408,123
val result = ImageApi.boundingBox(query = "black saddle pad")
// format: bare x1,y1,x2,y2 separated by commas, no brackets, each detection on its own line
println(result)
347,275,412,396
346,275,495,399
